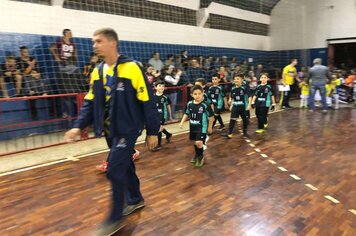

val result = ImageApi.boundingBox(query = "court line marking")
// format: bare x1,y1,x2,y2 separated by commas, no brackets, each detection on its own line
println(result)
249,144,256,147
305,184,318,191
278,166,288,172
290,174,301,180
268,159,276,164
254,148,261,152
247,152,255,156
261,154,268,158
324,195,340,204
349,209,356,215
0,159,68,177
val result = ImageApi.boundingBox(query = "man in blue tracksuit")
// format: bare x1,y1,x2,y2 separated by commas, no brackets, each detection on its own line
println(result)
64,28,160,235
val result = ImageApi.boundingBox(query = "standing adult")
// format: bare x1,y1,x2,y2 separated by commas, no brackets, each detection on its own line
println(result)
162,64,182,120
280,58,298,108
64,28,159,235
306,58,330,112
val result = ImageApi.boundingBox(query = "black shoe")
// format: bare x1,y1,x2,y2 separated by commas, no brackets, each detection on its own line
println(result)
92,219,126,236
243,129,248,136
152,145,162,152
286,105,293,108
166,133,172,143
122,200,145,216
216,125,225,131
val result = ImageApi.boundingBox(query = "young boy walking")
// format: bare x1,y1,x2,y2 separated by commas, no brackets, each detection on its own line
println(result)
179,85,214,167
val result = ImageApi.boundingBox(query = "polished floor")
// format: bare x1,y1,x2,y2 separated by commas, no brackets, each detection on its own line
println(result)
0,108,355,236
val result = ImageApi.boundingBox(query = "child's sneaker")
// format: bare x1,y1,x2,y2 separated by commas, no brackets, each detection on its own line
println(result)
190,156,197,164
195,155,205,168
132,149,140,161
96,161,108,172
203,144,208,150
264,123,268,129
227,134,233,139
166,133,172,143
152,145,162,152
217,125,225,131
255,129,265,134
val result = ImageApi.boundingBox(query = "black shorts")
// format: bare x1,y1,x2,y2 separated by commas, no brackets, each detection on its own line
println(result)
189,131,207,141
231,106,248,119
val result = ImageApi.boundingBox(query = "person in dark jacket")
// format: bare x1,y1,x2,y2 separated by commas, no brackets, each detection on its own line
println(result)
64,28,159,236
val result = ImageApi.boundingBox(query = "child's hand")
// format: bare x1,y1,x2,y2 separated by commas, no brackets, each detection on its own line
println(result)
251,103,256,109
179,122,183,128
225,104,229,110
270,104,276,111
247,105,251,111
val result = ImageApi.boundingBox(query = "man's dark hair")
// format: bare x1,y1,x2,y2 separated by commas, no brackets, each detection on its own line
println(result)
62,28,71,35
19,46,28,51
190,85,203,93
93,28,119,42
290,58,297,63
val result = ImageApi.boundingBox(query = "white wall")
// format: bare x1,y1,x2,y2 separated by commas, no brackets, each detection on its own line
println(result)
270,0,356,50
0,0,269,50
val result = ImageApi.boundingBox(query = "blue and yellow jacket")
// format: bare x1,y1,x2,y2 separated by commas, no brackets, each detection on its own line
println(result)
73,55,160,138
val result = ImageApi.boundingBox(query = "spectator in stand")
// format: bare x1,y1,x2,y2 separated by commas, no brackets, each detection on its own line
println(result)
255,64,264,80
180,50,189,69
230,65,242,81
162,65,182,120
212,57,221,70
17,46,48,120
240,60,248,75
203,57,212,71
230,57,238,71
175,54,182,68
221,56,229,68
186,58,206,85
146,64,161,85
50,28,82,93
50,28,82,118
164,54,175,66
246,70,258,100
83,53,100,81
0,55,22,98
148,52,164,72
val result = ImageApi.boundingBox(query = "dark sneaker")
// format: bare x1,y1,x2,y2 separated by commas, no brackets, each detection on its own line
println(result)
92,220,125,236
166,133,172,143
227,134,233,139
243,130,249,137
195,155,205,168
190,156,197,164
216,125,225,131
122,200,145,216
152,145,162,152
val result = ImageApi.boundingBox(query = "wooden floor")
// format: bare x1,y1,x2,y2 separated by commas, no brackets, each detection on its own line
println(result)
0,108,355,236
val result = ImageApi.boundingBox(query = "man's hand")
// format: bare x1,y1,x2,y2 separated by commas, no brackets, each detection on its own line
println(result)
251,103,256,109
64,128,81,143
146,135,158,151
270,103,276,111
208,128,213,135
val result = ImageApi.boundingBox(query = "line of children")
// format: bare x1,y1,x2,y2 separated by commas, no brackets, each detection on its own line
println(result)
226,73,251,138
207,74,225,130
251,73,276,134
179,85,214,168
153,80,173,151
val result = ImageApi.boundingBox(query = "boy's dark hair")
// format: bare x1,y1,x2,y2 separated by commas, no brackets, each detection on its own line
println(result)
259,72,269,78
211,73,220,79
62,28,71,35
233,73,245,79
190,85,204,93
195,78,206,85
19,46,28,50
154,80,165,87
